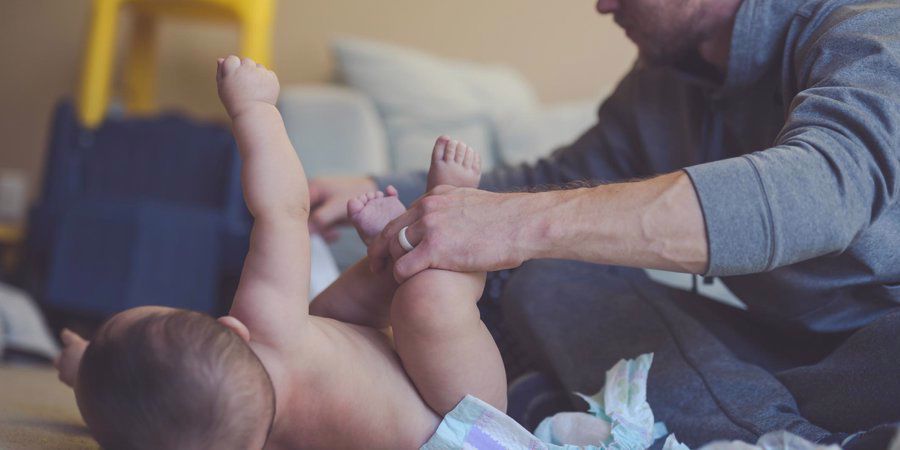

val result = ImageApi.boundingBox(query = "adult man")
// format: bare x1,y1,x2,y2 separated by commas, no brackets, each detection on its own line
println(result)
310,0,900,447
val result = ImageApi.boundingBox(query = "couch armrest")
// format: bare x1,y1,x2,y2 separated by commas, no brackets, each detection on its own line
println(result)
278,85,390,177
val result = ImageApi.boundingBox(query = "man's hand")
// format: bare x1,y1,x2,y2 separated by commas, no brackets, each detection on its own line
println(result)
368,186,538,282
54,328,88,388
309,176,377,241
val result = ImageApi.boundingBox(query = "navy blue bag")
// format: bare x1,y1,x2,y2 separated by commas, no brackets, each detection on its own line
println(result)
24,101,250,319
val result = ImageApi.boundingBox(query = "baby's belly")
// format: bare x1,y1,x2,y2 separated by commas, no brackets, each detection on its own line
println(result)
289,317,441,449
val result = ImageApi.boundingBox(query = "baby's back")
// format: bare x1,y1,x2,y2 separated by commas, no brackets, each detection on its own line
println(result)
266,316,440,449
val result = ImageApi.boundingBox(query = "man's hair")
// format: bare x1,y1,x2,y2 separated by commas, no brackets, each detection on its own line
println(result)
76,310,275,450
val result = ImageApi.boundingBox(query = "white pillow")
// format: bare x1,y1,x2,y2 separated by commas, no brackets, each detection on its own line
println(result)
447,61,539,126
495,99,599,166
332,37,540,172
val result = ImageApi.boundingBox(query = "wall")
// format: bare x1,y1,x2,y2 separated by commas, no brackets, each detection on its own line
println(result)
0,0,636,202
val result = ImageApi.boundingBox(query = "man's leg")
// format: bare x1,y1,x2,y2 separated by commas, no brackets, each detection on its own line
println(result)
501,259,831,447
777,308,900,433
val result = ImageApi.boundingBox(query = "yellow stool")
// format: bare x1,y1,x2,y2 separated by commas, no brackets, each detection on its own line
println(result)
78,0,275,127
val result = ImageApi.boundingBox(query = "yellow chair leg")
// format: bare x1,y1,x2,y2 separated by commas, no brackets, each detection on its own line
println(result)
239,1,275,67
78,0,122,127
123,12,158,115
77,0,277,127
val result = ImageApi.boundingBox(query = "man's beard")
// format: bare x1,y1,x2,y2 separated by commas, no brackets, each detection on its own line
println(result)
616,4,704,67
638,34,703,66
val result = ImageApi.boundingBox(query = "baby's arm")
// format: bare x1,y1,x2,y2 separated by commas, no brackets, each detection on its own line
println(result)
217,56,311,345
54,329,88,388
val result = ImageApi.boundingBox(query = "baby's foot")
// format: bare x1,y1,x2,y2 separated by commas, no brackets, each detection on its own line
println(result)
426,136,482,191
216,55,280,118
348,186,407,246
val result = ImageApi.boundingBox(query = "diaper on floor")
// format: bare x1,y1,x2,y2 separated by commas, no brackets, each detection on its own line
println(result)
421,351,849,450
421,353,665,450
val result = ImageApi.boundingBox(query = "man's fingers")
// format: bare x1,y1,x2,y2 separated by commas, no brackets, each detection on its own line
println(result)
393,244,433,283
401,220,426,248
368,210,420,271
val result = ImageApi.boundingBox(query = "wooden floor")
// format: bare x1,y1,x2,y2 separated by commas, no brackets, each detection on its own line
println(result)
0,364,98,449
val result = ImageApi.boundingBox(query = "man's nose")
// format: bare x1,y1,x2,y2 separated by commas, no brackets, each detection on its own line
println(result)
596,0,619,14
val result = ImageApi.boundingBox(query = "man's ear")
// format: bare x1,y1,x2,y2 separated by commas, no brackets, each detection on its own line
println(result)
218,316,251,342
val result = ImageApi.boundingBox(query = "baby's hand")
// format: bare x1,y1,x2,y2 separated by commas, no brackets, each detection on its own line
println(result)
54,328,88,388
216,55,280,118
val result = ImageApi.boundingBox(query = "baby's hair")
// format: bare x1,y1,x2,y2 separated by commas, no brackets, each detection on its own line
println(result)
76,309,275,450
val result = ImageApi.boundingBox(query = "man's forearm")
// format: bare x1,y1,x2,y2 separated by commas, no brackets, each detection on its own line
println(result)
527,171,709,273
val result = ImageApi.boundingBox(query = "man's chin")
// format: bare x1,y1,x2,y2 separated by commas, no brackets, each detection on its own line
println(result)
638,45,699,67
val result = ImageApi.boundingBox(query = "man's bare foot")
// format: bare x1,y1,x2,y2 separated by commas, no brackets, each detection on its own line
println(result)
426,136,482,191
348,186,407,246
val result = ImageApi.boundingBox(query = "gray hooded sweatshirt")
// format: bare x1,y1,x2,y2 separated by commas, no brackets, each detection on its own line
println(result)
376,0,900,333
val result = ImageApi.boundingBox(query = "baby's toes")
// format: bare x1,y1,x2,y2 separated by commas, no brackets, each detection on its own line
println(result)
454,144,467,163
444,140,459,162
462,146,475,168
348,196,366,217
432,137,449,163
221,55,241,76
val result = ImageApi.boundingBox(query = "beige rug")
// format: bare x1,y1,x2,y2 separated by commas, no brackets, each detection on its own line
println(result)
0,364,98,449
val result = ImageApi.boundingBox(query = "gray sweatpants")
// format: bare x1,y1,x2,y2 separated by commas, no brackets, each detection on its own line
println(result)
492,259,900,448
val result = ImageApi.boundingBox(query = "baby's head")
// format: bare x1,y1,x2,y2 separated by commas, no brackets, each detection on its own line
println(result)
75,306,275,450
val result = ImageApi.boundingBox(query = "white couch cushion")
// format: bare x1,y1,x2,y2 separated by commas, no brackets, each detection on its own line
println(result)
279,85,390,177
332,37,540,172
495,99,599,165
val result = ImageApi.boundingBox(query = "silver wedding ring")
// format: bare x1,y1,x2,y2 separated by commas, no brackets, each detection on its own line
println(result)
398,226,416,252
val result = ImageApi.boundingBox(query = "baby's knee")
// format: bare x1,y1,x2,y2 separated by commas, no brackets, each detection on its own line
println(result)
392,270,481,334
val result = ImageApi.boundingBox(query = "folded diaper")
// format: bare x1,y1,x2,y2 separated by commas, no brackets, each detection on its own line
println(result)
661,430,842,450
421,353,665,450
534,353,667,450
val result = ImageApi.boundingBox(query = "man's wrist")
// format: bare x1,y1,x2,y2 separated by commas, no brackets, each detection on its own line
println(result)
518,189,579,262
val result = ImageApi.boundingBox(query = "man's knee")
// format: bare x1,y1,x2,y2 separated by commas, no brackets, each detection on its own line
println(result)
501,259,642,325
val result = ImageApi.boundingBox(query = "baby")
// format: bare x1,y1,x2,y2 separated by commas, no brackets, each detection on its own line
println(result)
54,55,506,450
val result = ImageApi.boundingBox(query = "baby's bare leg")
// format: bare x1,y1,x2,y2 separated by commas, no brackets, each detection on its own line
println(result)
390,136,504,414
309,256,397,328
390,268,507,415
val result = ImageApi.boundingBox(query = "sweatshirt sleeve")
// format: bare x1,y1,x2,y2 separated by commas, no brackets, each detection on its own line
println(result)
374,67,649,205
685,4,900,276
